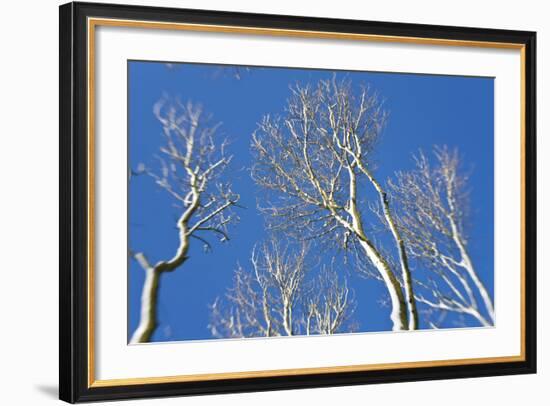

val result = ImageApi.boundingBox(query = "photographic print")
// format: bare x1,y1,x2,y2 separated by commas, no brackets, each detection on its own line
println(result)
60,3,535,401
127,61,494,344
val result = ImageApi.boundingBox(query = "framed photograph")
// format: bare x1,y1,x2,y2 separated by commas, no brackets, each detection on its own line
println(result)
59,1,536,403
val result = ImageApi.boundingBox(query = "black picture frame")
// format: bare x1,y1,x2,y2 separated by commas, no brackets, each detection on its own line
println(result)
60,1,537,403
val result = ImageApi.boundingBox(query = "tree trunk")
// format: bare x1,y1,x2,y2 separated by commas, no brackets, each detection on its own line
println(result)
357,161,418,330
130,267,162,343
131,222,191,343
380,191,418,330
358,240,409,331
346,165,409,331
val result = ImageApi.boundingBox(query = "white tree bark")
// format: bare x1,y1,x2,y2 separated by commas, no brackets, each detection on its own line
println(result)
344,163,408,330
130,218,192,343
130,254,166,343
353,159,418,330
357,240,407,330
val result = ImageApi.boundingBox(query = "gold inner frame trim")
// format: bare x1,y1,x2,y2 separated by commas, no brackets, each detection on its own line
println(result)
87,17,527,388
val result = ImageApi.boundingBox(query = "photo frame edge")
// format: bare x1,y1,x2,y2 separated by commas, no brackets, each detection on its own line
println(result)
59,1,537,403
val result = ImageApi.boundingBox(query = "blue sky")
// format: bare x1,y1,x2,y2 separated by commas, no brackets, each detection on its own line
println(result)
128,61,494,342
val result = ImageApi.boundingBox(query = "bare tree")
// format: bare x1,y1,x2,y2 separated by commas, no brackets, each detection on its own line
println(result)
209,240,356,338
251,78,417,331
304,266,356,335
387,147,494,327
130,96,239,343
